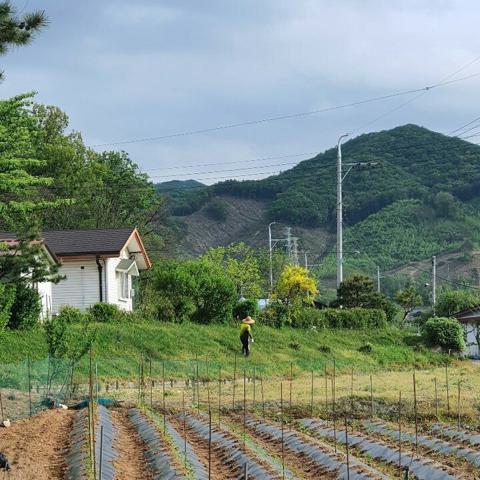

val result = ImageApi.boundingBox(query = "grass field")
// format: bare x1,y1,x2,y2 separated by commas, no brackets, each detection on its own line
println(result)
0,321,450,379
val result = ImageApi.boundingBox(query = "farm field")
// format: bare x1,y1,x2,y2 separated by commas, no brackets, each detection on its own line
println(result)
1,401,480,479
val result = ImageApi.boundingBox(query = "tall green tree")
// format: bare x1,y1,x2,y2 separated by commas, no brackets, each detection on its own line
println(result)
395,286,422,324
0,1,47,80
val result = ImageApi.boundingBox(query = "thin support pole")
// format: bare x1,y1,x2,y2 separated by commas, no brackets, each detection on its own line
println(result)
413,372,418,453
370,375,374,418
95,362,99,403
350,367,354,413
280,382,285,480
27,356,32,418
457,381,461,430
218,367,222,428
310,370,314,417
208,410,212,480
324,363,328,417
289,363,293,430
253,366,256,409
196,354,200,414
206,357,211,414
162,361,166,434
233,353,237,410
0,389,4,423
261,375,265,419
332,378,337,453
398,391,402,469
345,417,350,480
98,425,104,480
243,462,249,480
182,390,187,469
445,361,450,416
243,368,247,451
434,377,439,420
149,358,153,409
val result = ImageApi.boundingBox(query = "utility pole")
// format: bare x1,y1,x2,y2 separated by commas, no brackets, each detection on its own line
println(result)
268,222,277,292
432,255,437,316
304,251,308,270
336,133,378,288
285,227,292,262
336,134,348,288
291,236,299,266
376,266,381,293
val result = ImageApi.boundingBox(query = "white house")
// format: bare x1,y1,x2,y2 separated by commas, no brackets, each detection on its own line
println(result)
0,228,151,318
454,307,480,358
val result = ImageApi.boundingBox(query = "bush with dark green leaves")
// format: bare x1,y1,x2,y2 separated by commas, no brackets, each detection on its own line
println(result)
233,298,259,320
0,283,15,330
87,302,120,323
56,305,84,323
8,284,41,329
423,317,465,352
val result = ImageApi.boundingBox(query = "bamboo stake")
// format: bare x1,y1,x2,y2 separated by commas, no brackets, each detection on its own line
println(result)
162,361,166,433
98,425,104,480
196,356,200,414
350,367,354,413
413,372,418,453
27,356,32,418
280,382,285,480
345,417,350,480
261,375,265,419
289,362,293,430
233,353,237,410
206,357,211,413
149,358,153,409
253,366,256,409
434,377,438,420
310,370,314,417
208,410,212,480
398,391,402,469
445,361,450,416
332,378,337,453
218,367,222,428
457,381,461,430
324,362,328,417
243,368,247,451
182,389,187,469
370,375,373,418
0,389,4,422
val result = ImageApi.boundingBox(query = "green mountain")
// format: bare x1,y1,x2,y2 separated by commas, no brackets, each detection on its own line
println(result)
162,125,480,283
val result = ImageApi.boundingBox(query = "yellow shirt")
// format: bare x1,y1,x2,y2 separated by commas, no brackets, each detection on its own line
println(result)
240,324,252,336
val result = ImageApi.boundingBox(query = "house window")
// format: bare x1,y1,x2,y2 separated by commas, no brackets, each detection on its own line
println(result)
118,272,130,299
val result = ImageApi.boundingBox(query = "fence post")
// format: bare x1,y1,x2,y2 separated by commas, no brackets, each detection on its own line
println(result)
243,462,249,480
98,425,104,480
27,356,32,417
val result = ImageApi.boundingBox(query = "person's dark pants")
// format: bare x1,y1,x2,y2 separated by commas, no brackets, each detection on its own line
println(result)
240,335,250,357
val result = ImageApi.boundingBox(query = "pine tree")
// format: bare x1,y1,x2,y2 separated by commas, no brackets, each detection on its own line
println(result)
0,1,47,79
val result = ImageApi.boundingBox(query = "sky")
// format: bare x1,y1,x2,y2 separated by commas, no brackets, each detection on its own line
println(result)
3,0,480,184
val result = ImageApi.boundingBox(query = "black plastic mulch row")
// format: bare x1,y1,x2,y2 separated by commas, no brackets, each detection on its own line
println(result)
96,405,117,480
180,413,276,480
246,417,385,480
128,409,186,480
165,419,209,480
364,420,480,468
431,423,480,447
65,409,89,480
300,418,457,480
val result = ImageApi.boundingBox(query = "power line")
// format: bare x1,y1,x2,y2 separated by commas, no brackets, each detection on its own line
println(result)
449,115,480,135
90,72,480,148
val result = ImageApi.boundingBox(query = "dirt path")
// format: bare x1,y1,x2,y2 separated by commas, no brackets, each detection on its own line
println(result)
0,409,74,480
111,410,154,480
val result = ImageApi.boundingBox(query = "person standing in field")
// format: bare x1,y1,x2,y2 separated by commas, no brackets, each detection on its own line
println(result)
240,316,255,357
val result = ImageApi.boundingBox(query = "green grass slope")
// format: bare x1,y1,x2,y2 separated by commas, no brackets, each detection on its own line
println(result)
0,322,447,381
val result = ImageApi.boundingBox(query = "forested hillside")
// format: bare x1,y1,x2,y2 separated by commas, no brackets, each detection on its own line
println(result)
164,125,480,278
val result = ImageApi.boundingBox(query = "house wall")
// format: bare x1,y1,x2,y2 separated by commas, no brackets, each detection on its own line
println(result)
52,260,101,313
37,280,52,321
105,251,133,312
463,321,480,358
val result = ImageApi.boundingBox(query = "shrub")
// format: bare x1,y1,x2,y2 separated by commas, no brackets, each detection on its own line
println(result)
423,317,465,352
321,308,387,329
57,306,84,323
87,302,120,323
318,345,332,354
291,308,328,329
8,284,41,329
258,301,289,327
358,342,373,354
233,298,259,320
0,283,16,330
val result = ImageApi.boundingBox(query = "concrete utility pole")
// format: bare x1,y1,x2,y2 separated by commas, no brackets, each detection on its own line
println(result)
432,255,437,316
336,133,379,288
377,266,381,293
291,236,299,266
268,222,277,292
285,227,292,262
304,251,308,270
336,134,348,288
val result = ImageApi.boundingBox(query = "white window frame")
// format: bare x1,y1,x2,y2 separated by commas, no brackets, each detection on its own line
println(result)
118,271,130,300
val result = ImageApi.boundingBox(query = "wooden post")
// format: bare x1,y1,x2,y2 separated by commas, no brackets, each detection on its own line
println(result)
350,367,354,413
253,366,256,409
243,462,249,480
206,357,211,413
98,425,104,480
196,356,200,414
182,389,187,469
289,362,293,430
434,377,438,419
149,358,153,409
413,372,418,453
233,353,237,410
0,389,4,422
208,410,212,480
261,375,266,419
332,378,337,453
324,362,328,417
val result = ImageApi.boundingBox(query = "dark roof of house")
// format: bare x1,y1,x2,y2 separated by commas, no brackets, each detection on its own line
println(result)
41,228,135,256
453,305,480,320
